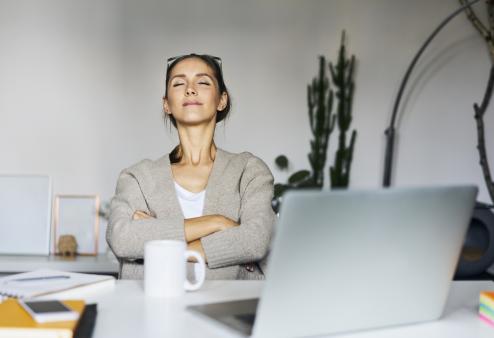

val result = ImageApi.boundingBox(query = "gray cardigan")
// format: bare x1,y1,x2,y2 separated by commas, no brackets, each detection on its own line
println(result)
106,148,275,280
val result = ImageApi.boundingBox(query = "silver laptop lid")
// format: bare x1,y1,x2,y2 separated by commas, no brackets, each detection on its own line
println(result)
0,175,52,255
253,185,477,338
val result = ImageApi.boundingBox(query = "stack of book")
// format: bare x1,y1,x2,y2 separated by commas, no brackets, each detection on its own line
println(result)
479,291,494,327
0,269,112,337
0,299,97,338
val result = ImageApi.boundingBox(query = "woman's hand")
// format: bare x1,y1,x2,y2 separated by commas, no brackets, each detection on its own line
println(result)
132,210,154,220
184,214,239,242
187,239,206,262
216,215,239,231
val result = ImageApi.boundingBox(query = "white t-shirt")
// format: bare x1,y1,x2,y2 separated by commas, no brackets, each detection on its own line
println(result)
174,181,205,219
174,182,205,276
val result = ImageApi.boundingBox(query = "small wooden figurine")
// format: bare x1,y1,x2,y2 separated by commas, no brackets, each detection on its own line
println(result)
58,235,78,256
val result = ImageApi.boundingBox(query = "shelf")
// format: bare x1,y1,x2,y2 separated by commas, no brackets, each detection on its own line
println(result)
0,253,119,275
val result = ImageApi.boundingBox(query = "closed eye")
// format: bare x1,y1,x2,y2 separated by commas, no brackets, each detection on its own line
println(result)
172,83,184,87
198,81,210,86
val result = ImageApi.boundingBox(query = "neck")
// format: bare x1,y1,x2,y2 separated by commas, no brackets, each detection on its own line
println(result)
175,121,217,165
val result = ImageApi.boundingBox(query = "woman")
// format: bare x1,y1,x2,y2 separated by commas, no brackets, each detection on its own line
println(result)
107,54,275,280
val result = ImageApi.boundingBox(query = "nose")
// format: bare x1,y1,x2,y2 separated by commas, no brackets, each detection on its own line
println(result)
185,85,197,96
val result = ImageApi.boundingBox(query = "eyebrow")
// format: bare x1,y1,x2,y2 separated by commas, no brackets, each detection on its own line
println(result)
170,73,214,81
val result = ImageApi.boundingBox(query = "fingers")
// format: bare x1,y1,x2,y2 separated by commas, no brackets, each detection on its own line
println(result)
187,239,206,263
217,215,239,229
132,210,153,220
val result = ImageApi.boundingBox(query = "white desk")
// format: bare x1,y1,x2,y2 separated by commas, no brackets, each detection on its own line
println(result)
62,280,494,338
0,254,119,275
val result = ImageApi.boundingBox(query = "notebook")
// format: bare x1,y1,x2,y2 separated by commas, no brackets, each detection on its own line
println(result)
0,299,85,338
0,269,115,300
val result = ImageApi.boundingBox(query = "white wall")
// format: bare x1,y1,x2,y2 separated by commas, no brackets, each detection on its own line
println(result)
1,0,492,251
120,0,493,200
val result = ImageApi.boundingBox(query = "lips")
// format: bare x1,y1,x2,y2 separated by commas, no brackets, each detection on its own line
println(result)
183,101,202,107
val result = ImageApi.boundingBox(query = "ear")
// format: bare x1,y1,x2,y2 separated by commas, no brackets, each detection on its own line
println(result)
163,97,171,115
217,92,228,111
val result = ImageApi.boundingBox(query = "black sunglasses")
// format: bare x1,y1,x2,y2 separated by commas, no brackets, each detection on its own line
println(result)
166,54,222,70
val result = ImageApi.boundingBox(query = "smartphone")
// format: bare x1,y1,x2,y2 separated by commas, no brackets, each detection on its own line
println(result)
18,300,79,323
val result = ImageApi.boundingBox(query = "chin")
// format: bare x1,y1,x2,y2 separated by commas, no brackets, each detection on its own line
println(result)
176,117,216,127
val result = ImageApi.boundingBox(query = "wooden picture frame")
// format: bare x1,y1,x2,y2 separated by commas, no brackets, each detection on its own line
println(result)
53,195,100,256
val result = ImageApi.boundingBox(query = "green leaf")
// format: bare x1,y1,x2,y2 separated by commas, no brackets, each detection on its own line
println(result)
274,183,289,198
288,170,311,184
275,155,289,170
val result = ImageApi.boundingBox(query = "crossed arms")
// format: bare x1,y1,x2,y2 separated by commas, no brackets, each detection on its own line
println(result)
132,211,238,262
106,156,275,269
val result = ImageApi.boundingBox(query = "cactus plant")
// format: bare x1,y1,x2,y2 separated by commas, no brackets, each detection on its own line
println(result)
329,31,357,188
272,31,357,211
307,56,336,187
273,55,335,203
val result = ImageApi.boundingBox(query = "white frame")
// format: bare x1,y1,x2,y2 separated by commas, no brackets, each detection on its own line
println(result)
0,175,52,255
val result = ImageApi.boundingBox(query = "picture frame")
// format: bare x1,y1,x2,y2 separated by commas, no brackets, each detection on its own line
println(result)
53,195,100,256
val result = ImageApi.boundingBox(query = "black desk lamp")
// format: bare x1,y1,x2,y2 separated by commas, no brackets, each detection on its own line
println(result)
382,0,482,187
381,0,494,278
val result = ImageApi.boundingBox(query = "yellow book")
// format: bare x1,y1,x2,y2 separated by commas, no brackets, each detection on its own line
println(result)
0,299,85,338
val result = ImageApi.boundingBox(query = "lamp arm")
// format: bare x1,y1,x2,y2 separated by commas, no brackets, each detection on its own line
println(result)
383,0,482,187
474,64,494,204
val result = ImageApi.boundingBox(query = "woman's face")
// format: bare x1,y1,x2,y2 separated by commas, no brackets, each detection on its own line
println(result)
164,57,227,127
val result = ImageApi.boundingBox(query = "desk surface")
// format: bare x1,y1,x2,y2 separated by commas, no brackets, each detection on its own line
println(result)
53,280,494,338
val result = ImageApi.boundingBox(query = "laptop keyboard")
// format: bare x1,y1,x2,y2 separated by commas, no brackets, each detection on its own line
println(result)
233,313,256,326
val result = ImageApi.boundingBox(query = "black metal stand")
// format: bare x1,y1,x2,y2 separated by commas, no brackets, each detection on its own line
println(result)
382,0,482,187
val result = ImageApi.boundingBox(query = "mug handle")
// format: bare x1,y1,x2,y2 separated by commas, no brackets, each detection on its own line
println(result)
184,250,206,291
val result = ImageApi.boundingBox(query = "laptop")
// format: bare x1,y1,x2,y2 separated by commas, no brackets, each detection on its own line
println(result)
188,185,478,338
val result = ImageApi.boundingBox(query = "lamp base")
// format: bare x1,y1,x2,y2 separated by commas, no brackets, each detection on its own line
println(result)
454,202,494,279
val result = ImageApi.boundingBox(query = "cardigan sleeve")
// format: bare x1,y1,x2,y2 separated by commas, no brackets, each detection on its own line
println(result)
106,170,185,259
200,156,275,269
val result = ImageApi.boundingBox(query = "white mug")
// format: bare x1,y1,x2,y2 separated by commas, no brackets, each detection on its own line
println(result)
144,240,206,298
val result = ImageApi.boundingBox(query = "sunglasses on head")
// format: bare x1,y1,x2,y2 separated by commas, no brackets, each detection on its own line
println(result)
166,54,222,71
